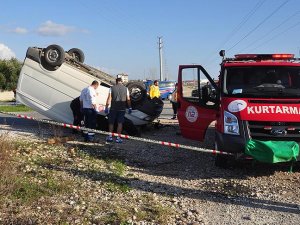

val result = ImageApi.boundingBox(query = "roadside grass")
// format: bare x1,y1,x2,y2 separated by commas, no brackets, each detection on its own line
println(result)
0,104,32,112
106,159,127,176
137,194,174,223
34,155,69,167
0,137,174,224
136,204,173,223
0,135,17,199
105,180,131,193
11,176,71,203
100,200,173,225
0,137,72,205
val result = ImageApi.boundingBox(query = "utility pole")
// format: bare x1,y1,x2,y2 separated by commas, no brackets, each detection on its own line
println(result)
158,37,163,81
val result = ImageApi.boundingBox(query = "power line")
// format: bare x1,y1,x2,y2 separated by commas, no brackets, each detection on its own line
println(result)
238,10,300,53
218,0,266,49
227,0,290,52
203,0,265,65
249,20,300,52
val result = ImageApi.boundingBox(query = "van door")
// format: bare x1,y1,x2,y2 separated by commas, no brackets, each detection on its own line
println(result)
177,65,219,141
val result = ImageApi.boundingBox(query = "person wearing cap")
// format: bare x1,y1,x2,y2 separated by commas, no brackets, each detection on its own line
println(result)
105,77,132,143
149,80,160,99
80,80,99,142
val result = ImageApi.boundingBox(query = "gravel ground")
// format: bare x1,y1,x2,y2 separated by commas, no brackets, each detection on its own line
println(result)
0,109,300,224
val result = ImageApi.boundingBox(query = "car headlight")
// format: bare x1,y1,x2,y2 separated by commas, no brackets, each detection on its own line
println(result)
224,111,239,135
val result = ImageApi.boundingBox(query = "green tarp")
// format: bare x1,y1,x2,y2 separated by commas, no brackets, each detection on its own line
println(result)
245,140,299,163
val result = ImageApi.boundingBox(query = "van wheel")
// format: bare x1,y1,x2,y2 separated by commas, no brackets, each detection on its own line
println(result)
44,44,65,67
126,82,146,105
68,48,85,63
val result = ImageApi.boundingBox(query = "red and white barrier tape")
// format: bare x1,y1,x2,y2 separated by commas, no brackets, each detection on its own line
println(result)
1,111,233,156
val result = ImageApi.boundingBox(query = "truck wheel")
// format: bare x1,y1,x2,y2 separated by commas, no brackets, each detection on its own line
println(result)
214,141,230,168
215,155,230,168
68,48,85,63
43,44,65,67
126,82,146,105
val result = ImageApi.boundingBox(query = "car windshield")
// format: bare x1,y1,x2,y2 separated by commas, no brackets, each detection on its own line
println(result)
223,66,300,98
159,82,175,88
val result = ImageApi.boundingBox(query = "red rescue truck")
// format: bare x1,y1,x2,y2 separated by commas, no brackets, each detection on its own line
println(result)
177,51,300,167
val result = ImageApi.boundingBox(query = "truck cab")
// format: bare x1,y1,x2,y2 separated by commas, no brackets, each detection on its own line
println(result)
177,52,300,166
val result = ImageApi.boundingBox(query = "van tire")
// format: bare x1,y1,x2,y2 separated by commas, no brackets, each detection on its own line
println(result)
43,45,65,67
68,48,85,63
126,82,146,105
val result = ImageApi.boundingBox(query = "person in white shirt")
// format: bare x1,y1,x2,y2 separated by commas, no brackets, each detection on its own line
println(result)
80,80,99,142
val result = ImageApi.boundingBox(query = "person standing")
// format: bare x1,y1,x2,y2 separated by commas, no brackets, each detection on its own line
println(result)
105,77,132,143
170,83,178,119
70,96,84,133
149,80,160,99
80,80,99,142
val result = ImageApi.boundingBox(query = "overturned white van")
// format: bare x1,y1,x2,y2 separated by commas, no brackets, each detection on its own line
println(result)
16,45,163,135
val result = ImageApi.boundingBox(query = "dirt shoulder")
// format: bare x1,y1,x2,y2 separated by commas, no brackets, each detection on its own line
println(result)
0,115,299,224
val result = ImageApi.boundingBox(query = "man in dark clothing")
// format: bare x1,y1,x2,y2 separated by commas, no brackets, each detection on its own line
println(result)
105,77,132,143
70,96,84,133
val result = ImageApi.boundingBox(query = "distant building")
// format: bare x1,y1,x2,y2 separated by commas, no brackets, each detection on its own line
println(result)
117,73,129,83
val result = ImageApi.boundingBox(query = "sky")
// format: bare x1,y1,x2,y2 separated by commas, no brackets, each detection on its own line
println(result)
0,0,299,80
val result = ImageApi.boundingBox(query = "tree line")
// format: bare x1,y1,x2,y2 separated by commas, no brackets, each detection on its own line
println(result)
0,58,22,91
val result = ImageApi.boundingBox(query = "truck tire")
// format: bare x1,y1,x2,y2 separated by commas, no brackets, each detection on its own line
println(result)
215,155,230,168
214,141,230,168
68,48,85,63
126,82,146,105
43,44,65,67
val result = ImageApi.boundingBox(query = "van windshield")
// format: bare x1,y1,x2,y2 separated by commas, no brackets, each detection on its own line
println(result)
223,66,300,98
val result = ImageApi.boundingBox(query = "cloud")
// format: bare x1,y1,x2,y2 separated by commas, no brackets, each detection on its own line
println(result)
37,20,75,36
0,43,16,59
10,27,28,34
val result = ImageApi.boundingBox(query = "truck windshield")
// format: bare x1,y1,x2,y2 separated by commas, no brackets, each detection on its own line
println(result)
223,66,300,98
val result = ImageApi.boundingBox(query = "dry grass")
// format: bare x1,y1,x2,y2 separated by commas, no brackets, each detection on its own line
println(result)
0,136,174,224
0,135,18,198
